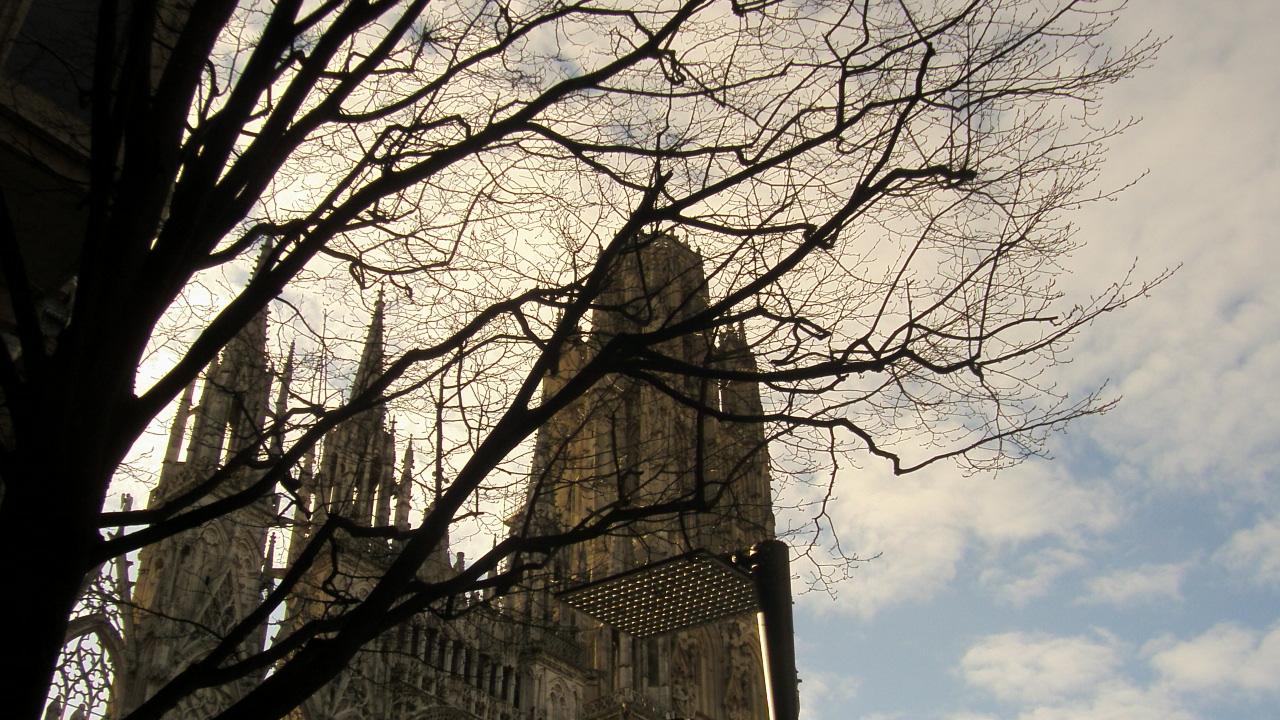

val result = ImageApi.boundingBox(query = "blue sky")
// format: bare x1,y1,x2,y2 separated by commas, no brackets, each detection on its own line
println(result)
791,1,1280,718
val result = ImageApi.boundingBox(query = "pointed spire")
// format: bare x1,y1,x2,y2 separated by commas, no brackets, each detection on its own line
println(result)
351,289,385,396
163,379,197,467
374,424,396,528
316,293,389,524
223,299,271,454
403,437,415,467
299,443,316,499
394,440,414,531
271,343,295,457
261,532,277,594
185,356,226,465
353,434,378,523
287,446,316,566
231,282,271,369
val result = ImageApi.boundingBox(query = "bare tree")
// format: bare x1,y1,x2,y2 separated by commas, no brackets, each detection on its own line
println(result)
0,0,1160,718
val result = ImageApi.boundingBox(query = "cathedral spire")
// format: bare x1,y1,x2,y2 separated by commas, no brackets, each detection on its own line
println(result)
317,293,389,522
351,289,385,396
175,278,273,478
184,355,225,467
394,440,414,532
271,342,295,457
222,299,272,456
374,419,397,527
163,379,197,468
287,445,316,566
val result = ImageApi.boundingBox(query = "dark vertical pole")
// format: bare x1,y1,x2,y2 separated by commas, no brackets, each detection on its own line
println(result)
753,539,799,720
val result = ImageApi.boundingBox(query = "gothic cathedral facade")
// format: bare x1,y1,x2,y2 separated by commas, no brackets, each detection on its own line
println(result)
102,236,774,720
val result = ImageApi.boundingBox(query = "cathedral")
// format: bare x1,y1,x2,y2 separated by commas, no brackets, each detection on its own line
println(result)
71,236,778,720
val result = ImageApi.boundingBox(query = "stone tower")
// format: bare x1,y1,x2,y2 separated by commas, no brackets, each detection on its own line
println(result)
124,304,277,716
517,233,773,720
109,234,774,720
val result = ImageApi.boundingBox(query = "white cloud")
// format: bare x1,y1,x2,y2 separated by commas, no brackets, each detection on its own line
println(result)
1056,0,1280,499
797,460,1117,618
957,632,1196,720
1151,621,1280,695
797,667,860,720
959,632,1124,704
1212,515,1280,587
1077,562,1188,607
1014,682,1195,720
981,548,1089,607
956,620,1280,719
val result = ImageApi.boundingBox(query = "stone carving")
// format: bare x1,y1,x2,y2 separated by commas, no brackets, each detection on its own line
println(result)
669,633,699,718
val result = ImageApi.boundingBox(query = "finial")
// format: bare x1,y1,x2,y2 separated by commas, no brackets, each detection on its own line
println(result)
394,438,415,532
402,437,415,469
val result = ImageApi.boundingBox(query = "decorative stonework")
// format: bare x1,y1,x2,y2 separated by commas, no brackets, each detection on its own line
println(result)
583,687,672,720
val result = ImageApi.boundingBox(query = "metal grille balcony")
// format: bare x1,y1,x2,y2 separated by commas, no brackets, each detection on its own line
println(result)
557,552,758,638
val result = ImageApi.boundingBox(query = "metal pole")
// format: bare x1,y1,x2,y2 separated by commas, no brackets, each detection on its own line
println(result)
752,539,799,720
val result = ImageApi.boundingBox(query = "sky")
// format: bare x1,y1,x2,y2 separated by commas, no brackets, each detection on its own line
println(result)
790,1,1280,718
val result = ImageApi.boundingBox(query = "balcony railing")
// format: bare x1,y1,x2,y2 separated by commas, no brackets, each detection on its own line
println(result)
528,631,587,667
583,687,671,720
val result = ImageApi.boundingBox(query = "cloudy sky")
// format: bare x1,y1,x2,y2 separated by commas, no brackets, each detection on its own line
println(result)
791,1,1280,718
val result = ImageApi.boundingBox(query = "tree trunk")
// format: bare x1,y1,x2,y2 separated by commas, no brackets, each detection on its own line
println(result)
0,449,98,720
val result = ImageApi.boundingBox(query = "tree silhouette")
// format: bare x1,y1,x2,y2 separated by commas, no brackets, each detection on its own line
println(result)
0,1,1160,718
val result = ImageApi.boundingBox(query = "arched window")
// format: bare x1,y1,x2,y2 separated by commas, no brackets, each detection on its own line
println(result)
547,681,569,720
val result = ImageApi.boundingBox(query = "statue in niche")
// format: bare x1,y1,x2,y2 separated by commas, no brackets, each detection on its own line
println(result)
670,633,698,718
722,619,759,719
